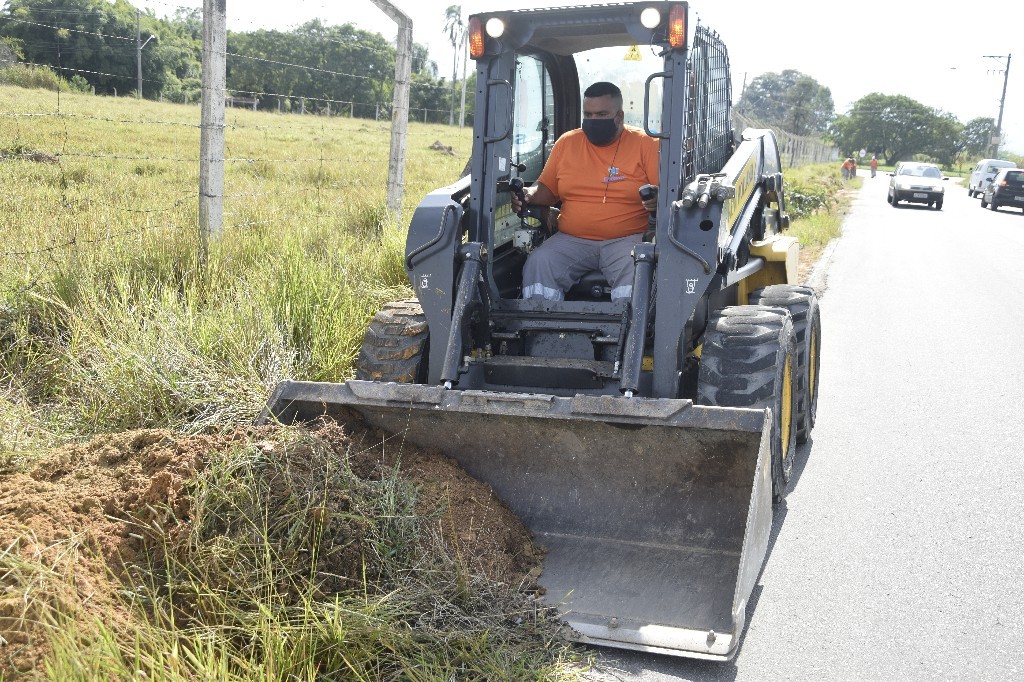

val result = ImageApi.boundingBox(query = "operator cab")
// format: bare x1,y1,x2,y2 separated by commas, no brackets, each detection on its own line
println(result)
489,45,665,303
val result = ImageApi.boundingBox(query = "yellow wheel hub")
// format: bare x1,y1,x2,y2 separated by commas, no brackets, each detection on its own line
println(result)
809,327,819,404
781,352,793,459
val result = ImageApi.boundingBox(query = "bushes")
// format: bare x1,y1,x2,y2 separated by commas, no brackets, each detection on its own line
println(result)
785,165,847,220
0,63,89,92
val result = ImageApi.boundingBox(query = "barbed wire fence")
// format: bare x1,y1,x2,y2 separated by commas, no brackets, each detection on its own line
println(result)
0,0,475,293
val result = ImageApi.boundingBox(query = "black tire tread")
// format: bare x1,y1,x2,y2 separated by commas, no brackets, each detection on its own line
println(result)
354,299,429,383
749,285,821,444
697,305,798,503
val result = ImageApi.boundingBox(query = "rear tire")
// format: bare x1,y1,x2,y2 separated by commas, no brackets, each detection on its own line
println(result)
697,306,798,504
354,299,429,383
749,285,821,444
989,199,999,211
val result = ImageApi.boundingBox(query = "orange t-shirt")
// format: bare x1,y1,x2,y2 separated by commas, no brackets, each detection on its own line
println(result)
537,126,659,240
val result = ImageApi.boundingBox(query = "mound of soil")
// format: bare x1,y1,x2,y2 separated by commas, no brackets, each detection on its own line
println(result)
0,421,540,677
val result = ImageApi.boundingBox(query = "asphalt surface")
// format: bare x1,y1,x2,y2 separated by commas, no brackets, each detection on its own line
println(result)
586,174,1024,680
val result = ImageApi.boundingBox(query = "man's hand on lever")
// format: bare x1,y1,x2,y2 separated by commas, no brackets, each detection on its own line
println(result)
510,180,555,215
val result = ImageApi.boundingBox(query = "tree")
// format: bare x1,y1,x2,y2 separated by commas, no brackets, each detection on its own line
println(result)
962,117,995,159
832,93,940,165
0,0,169,96
0,36,23,65
411,43,437,78
442,5,464,127
736,69,834,136
927,111,965,167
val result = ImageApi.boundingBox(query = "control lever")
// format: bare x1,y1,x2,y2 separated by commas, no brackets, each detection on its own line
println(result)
639,184,658,241
509,177,543,254
509,177,528,221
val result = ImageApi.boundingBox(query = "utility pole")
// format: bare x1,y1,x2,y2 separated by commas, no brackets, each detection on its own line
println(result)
369,0,412,222
984,53,1012,157
136,10,141,98
136,9,156,99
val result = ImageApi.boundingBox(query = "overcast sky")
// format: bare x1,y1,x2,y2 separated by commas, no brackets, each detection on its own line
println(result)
154,0,1022,155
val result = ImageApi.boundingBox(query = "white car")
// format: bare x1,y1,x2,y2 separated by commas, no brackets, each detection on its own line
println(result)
887,162,947,210
968,159,1017,198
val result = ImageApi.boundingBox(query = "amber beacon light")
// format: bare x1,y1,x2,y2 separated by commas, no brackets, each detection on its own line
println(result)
668,5,687,49
469,17,485,58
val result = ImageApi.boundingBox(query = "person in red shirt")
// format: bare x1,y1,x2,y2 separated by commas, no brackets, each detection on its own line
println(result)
512,82,659,301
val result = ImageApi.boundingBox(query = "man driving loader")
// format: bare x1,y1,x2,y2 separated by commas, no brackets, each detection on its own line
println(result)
511,82,659,301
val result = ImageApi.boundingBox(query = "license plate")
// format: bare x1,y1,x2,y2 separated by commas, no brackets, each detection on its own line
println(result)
913,192,928,198
1016,196,1024,201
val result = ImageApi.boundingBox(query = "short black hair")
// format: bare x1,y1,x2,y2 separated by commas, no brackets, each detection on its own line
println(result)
583,81,622,101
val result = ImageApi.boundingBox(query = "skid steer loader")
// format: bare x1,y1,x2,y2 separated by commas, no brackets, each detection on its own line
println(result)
263,1,821,660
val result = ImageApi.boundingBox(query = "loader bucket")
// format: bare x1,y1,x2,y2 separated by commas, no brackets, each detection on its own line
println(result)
261,380,773,660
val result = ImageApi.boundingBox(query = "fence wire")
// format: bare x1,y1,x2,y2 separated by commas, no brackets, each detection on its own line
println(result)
0,1,476,297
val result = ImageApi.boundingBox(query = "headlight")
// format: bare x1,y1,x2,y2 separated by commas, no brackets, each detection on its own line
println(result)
485,17,505,37
640,7,662,28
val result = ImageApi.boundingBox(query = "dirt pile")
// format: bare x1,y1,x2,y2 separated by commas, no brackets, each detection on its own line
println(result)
0,421,540,677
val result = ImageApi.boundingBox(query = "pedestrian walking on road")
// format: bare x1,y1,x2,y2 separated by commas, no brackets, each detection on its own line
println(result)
870,154,878,178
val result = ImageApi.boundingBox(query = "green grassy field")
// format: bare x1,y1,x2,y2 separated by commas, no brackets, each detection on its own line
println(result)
1,84,848,679
1,85,475,454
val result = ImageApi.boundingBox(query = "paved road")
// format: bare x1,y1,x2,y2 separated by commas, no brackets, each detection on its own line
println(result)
588,175,1024,680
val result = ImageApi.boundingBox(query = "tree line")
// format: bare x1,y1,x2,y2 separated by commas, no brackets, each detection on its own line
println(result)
736,69,1004,166
0,0,472,122
0,1,1009,161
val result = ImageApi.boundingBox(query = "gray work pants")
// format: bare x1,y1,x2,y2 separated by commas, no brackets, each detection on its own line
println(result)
522,232,642,301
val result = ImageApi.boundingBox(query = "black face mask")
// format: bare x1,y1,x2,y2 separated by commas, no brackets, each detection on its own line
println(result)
582,118,619,146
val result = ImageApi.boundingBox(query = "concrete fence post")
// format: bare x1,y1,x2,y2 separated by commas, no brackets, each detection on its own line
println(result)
369,0,413,222
199,0,226,262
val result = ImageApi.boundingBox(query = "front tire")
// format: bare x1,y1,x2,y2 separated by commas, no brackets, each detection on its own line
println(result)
980,196,989,208
697,306,798,503
935,198,943,210
749,285,821,444
355,299,429,383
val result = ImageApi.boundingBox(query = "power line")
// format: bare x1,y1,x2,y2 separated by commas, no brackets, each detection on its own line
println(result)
1,15,138,43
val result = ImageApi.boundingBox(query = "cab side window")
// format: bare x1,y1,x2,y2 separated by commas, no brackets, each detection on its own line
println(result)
513,54,555,183
494,55,555,249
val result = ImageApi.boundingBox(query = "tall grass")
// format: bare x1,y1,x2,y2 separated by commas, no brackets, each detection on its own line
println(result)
784,162,851,252
0,86,469,454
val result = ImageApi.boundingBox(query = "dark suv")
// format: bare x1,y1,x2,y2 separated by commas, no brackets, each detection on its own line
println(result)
980,168,1024,213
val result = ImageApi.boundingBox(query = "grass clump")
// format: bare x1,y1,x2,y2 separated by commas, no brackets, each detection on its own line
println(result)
2,425,584,680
